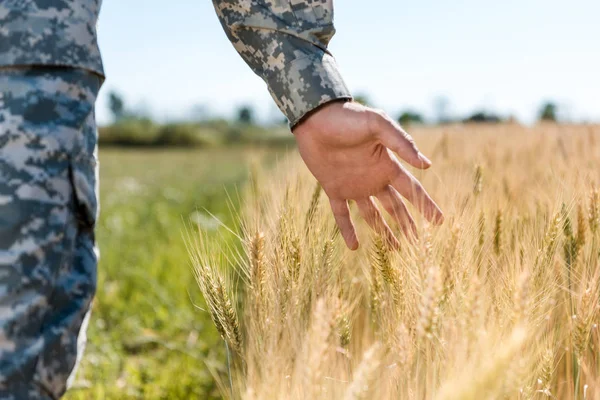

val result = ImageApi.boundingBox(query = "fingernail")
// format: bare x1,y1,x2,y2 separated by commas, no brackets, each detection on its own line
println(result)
418,152,432,166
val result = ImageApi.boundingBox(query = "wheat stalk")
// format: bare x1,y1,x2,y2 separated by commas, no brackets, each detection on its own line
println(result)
344,343,382,400
417,265,442,341
494,208,503,255
589,188,599,235
473,164,483,196
187,125,600,400
249,230,266,303
303,299,333,396
370,237,405,313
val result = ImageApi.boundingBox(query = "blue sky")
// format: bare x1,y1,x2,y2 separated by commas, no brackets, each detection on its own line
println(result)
96,0,599,125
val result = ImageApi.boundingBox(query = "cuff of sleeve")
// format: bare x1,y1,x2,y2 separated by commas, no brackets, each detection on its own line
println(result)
265,51,352,128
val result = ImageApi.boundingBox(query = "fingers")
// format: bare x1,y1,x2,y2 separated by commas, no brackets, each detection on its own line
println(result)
376,185,418,240
391,166,444,225
355,197,400,249
372,111,432,169
329,198,359,250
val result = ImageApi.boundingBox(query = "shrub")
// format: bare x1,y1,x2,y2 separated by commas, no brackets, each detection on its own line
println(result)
99,118,158,147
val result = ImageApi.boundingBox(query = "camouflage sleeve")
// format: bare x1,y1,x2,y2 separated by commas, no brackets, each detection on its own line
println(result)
212,0,352,127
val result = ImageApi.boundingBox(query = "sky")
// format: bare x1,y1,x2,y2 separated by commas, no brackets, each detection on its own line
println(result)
95,0,600,125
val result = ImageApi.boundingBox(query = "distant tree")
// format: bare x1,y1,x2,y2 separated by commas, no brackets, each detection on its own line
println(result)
237,105,255,124
539,102,557,122
463,111,502,123
108,91,126,122
433,96,451,124
189,104,210,122
353,94,371,106
398,110,424,125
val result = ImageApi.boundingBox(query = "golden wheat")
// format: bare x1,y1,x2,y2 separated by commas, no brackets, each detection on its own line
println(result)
189,124,600,399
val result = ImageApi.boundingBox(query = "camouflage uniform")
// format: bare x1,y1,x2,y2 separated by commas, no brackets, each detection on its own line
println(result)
0,68,100,399
212,0,352,126
0,1,350,398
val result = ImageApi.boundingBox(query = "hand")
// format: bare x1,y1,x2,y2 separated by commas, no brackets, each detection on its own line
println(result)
293,100,444,250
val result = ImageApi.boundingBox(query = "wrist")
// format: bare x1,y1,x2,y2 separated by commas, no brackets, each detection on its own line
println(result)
292,98,352,133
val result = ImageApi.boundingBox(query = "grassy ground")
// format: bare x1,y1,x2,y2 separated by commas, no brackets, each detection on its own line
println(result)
65,147,288,399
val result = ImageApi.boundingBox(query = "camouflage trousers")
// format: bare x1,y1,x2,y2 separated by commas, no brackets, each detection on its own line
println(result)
0,67,101,399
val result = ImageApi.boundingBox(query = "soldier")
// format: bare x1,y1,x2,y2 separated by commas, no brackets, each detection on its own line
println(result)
0,1,443,398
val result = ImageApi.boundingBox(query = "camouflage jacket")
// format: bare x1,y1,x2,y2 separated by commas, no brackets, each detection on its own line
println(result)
0,1,351,126
0,0,104,79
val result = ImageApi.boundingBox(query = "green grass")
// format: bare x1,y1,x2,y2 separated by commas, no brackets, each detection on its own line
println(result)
65,147,288,399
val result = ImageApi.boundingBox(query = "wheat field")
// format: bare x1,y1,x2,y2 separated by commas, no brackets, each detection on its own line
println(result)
189,124,600,400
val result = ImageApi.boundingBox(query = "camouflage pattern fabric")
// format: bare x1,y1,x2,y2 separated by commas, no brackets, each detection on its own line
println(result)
0,1,104,78
213,0,352,126
0,67,101,399
0,0,351,127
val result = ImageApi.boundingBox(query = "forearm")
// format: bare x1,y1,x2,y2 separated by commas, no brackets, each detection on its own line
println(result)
212,0,352,127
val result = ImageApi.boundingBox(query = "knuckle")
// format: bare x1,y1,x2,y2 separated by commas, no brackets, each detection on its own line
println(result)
367,109,388,134
401,130,417,147
366,111,382,135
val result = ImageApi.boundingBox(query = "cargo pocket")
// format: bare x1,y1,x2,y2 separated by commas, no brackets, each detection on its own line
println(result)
32,153,98,398
69,95,100,231
69,154,99,232
33,153,99,399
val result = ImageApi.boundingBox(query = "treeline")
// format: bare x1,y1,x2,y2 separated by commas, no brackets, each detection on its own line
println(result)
100,91,562,148
99,118,293,148
352,94,561,125
100,92,294,147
